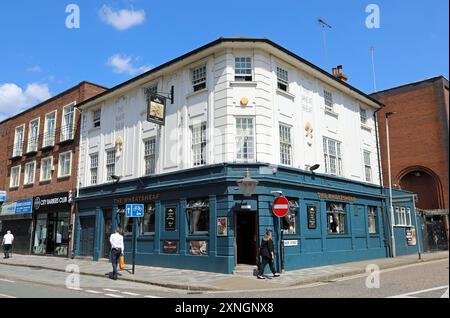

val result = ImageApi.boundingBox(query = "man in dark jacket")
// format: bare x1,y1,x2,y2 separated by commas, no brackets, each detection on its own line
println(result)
257,228,280,279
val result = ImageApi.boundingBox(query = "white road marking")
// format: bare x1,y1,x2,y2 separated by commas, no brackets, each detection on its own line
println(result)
105,293,125,298
85,290,103,294
0,278,16,283
103,288,120,292
0,293,16,298
388,285,449,298
67,287,83,291
144,295,162,298
122,291,141,296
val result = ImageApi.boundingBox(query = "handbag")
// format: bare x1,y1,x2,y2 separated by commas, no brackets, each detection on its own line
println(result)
119,255,125,270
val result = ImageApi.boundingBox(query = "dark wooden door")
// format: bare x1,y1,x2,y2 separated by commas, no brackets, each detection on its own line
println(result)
79,217,95,257
236,212,257,265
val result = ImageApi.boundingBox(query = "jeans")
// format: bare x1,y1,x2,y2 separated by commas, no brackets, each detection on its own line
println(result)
111,248,122,276
258,256,276,276
3,244,12,258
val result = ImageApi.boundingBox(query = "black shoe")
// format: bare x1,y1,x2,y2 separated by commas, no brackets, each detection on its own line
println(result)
113,274,118,280
273,273,280,277
257,275,266,279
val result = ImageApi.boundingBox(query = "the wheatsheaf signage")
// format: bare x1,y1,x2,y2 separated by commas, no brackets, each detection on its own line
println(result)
317,193,356,202
33,192,70,212
113,193,160,205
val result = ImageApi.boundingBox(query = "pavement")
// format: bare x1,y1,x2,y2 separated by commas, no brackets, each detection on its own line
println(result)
0,251,448,292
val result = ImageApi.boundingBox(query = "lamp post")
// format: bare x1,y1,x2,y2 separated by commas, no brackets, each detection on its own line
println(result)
386,111,396,257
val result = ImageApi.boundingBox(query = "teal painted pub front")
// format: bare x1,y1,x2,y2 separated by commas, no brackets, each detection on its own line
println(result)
74,163,422,274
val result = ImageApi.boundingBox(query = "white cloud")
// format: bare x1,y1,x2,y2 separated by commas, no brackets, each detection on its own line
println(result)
107,54,151,75
99,5,146,31
0,83,51,119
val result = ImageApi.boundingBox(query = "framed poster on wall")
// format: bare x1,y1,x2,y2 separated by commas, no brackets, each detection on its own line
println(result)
162,240,178,254
307,205,317,229
165,207,176,231
217,217,227,236
189,241,207,255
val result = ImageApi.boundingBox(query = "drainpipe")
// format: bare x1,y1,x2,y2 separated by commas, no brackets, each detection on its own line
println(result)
71,107,83,259
412,194,422,260
374,106,391,257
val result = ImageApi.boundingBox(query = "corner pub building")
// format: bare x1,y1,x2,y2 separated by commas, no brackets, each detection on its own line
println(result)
74,38,422,273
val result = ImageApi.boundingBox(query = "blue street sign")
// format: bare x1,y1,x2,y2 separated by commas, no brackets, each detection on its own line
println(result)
125,204,145,217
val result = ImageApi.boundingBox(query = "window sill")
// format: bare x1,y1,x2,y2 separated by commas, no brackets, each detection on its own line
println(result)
276,89,295,100
9,186,19,190
230,81,258,88
9,155,22,160
40,145,55,151
394,225,413,228
25,150,38,156
57,175,71,180
361,124,372,132
24,183,35,188
186,88,208,99
39,179,52,184
325,108,339,118
57,138,74,145
88,126,101,133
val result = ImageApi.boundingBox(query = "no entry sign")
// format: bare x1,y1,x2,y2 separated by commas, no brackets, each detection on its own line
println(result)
272,196,289,217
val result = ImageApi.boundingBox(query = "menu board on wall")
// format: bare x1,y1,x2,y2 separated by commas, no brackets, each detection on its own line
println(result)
162,240,178,254
165,207,176,231
307,205,317,229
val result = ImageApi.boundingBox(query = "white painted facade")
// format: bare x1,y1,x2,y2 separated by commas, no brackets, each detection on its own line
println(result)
78,40,381,189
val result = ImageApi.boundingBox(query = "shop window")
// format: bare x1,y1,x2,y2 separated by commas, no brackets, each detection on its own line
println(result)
282,200,299,234
187,199,209,235
33,214,48,254
141,203,156,235
327,202,346,234
368,206,378,234
124,217,134,235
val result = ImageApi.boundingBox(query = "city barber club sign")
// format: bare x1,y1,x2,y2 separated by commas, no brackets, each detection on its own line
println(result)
33,192,70,212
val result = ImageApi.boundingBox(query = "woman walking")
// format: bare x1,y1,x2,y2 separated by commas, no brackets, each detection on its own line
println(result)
257,228,280,279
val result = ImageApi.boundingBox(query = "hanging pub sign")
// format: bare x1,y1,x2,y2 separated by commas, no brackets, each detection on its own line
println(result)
165,207,176,231
147,94,166,126
307,205,317,229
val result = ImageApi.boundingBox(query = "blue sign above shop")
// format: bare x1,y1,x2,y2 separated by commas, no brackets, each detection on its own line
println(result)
125,204,144,217
0,199,32,215
0,191,6,202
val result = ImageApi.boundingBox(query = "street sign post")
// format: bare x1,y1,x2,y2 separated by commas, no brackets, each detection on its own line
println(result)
125,204,144,274
272,195,289,273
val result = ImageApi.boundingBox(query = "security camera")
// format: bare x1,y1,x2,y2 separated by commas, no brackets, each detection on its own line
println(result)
271,191,283,196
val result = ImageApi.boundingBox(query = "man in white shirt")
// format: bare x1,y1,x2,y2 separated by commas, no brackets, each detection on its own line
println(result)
2,230,14,259
109,227,124,280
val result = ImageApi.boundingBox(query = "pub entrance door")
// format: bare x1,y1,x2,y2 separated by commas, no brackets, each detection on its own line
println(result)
235,211,258,265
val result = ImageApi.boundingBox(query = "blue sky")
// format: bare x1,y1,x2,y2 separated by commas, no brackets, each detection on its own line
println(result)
0,0,448,120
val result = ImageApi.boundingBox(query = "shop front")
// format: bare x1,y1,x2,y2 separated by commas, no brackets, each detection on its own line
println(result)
75,163,423,274
0,198,33,254
32,192,72,257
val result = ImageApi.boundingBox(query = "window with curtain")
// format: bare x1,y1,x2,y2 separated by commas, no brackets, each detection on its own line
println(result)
187,199,209,235
326,202,346,234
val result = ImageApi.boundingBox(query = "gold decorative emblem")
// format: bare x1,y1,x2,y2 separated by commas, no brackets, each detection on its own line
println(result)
305,122,313,146
240,97,249,106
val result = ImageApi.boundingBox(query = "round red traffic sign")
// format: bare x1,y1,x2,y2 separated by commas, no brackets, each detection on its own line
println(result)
272,196,289,217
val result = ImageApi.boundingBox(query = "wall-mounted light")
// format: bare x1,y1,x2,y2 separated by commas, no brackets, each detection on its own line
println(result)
111,175,121,183
236,169,258,197
309,164,320,172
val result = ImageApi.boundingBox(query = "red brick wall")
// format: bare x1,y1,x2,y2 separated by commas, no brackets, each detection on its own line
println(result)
373,77,449,210
0,82,106,202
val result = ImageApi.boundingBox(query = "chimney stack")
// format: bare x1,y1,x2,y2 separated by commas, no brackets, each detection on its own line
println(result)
333,65,348,82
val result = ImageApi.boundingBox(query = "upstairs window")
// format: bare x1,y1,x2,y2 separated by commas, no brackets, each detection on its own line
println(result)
277,67,289,91
40,156,53,182
10,165,21,188
24,161,36,185
360,107,368,125
363,150,372,182
279,124,292,166
323,137,343,176
144,138,156,175
27,118,39,153
90,153,98,185
13,125,24,157
93,109,101,128
58,151,72,178
192,123,206,166
192,65,206,92
43,111,56,148
324,90,334,111
61,103,75,142
236,117,255,162
106,149,116,181
235,57,252,81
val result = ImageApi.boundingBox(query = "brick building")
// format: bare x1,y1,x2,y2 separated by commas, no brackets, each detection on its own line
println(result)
371,76,449,250
0,81,106,256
